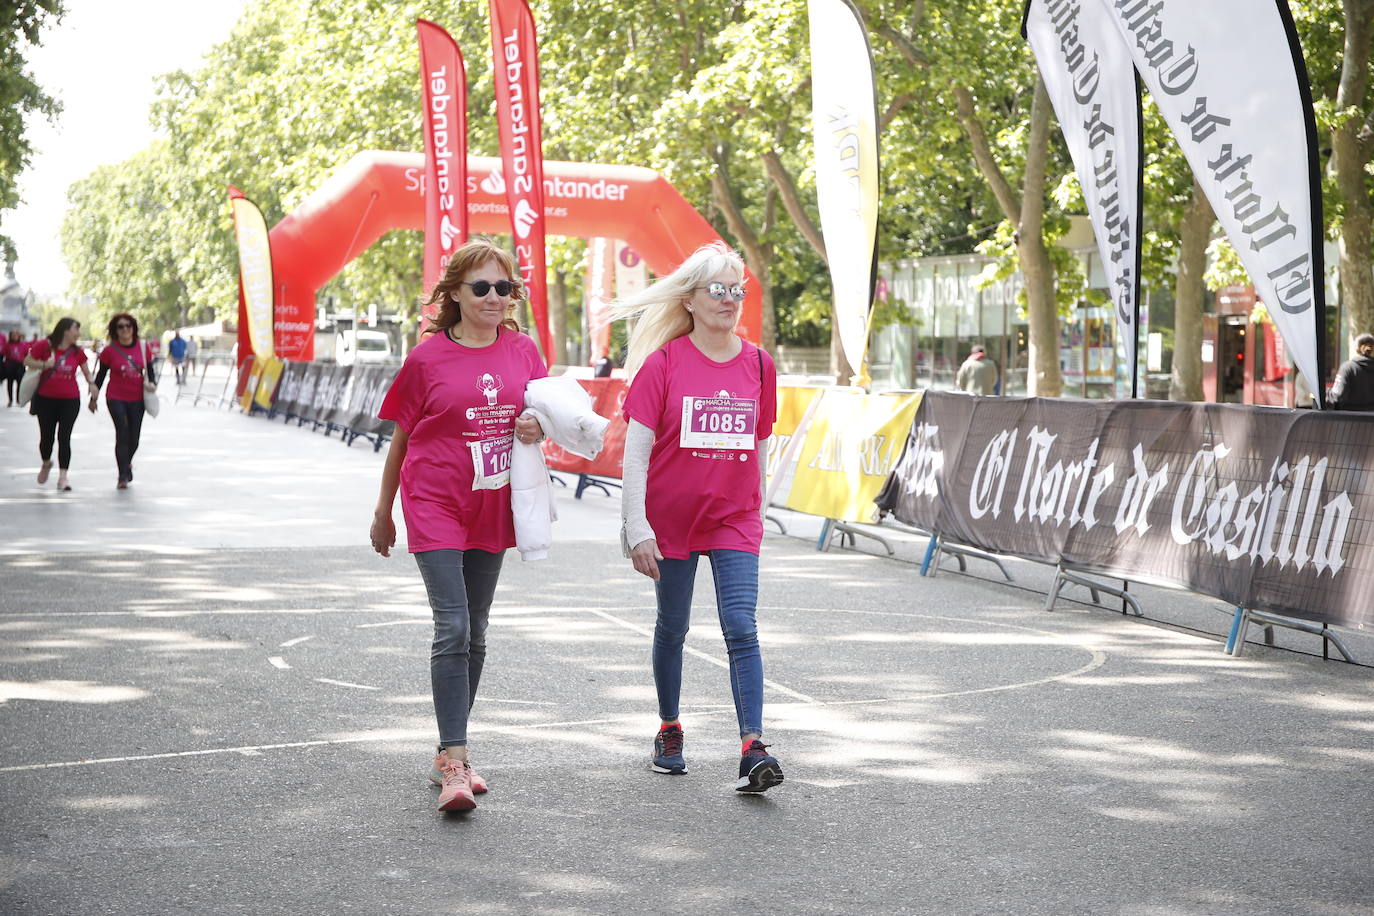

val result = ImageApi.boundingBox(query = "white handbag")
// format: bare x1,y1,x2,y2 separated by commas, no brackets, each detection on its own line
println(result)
114,342,159,418
16,367,44,407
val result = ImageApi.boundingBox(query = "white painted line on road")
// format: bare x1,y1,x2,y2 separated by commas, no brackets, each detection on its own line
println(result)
355,620,428,629
279,635,314,648
268,656,291,670
314,677,380,691
0,713,661,773
479,698,556,706
574,605,820,705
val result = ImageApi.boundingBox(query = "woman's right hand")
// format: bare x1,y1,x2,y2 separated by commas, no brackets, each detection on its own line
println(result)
370,512,396,557
87,396,97,414
629,538,664,580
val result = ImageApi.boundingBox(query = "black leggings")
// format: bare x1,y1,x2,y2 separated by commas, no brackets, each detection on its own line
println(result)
33,395,80,469
107,398,145,480
4,363,20,403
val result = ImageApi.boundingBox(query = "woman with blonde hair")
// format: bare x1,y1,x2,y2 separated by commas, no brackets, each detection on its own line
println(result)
614,242,783,793
371,239,547,812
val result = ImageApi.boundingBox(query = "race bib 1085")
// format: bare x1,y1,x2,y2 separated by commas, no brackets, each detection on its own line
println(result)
679,396,757,450
469,434,513,490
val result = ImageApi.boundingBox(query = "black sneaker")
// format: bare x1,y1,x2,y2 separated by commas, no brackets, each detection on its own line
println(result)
735,739,783,793
651,724,687,774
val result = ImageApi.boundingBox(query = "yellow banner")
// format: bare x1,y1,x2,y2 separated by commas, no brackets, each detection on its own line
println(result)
229,191,275,360
784,389,922,523
253,357,285,411
765,386,824,482
239,359,264,413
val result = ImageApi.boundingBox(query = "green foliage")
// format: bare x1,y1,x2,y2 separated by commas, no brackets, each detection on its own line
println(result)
51,0,1370,357
0,1,65,214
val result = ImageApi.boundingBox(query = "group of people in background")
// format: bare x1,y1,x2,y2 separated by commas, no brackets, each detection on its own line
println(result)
371,239,782,814
3,315,160,490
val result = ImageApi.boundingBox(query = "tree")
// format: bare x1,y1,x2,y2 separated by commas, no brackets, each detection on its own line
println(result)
864,0,1077,396
0,1,66,253
1325,0,1374,350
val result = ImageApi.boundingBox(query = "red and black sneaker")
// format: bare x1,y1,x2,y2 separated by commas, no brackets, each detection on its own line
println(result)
735,739,784,793
651,723,688,774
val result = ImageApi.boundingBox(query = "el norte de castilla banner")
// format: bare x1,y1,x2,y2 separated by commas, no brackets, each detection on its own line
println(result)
1097,0,1327,403
1023,0,1143,393
877,393,1374,631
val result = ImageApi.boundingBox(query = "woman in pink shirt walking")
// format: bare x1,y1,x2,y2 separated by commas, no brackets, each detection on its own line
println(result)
88,313,159,488
24,318,93,491
4,330,31,407
370,240,546,813
615,242,783,794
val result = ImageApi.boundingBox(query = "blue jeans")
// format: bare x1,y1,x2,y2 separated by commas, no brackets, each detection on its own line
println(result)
653,550,763,738
414,548,505,747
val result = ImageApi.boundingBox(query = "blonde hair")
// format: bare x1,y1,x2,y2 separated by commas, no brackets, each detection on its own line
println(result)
420,238,525,335
610,242,745,378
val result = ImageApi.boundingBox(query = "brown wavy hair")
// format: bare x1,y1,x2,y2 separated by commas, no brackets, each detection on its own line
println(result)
105,313,140,342
420,239,524,336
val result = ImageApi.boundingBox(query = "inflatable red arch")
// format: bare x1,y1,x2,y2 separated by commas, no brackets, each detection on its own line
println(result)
256,150,761,361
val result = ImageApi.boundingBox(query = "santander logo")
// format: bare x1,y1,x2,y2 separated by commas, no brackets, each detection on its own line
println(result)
512,200,538,238
480,170,506,195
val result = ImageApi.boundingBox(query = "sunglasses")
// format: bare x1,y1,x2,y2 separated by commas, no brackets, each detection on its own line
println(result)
695,282,746,302
459,280,519,298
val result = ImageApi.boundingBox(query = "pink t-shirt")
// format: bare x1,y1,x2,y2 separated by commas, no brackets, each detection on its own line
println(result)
28,340,88,400
622,335,777,560
99,341,151,402
4,341,29,363
379,328,548,553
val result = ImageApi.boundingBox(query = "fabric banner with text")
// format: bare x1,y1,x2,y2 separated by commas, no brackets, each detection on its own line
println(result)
1096,0,1326,404
1024,0,1143,393
877,392,1374,630
488,0,552,363
786,389,921,523
228,188,274,364
417,19,469,307
807,0,880,384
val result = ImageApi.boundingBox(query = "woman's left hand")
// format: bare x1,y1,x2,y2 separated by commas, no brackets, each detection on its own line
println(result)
144,381,157,393
514,413,544,445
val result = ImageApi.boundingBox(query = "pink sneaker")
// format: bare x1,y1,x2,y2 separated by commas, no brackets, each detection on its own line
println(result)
37,460,51,484
430,749,488,794
435,759,476,812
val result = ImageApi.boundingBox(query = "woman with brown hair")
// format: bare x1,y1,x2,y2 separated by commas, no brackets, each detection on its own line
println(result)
370,239,547,813
24,317,93,491
88,313,158,488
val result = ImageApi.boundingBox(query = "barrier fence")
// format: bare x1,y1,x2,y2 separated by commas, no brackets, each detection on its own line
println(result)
215,363,1369,651
875,393,1374,637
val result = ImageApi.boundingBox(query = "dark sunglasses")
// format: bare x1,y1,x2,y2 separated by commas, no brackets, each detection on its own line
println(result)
695,282,746,302
459,280,519,298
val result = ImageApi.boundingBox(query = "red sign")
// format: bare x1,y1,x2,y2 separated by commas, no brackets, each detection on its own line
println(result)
488,0,552,364
417,19,468,307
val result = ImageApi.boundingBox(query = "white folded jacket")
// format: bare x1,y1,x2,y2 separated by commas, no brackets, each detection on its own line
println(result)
510,376,611,561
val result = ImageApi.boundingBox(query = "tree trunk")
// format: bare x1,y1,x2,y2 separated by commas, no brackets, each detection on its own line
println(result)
1332,0,1374,356
1018,78,1061,397
1170,180,1214,402
709,163,776,352
548,268,568,367
830,321,855,384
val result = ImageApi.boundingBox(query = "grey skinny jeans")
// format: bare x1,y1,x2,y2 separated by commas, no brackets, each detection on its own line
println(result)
414,548,505,747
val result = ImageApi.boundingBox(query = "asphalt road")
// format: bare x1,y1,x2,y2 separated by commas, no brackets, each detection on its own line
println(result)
1,391,1371,915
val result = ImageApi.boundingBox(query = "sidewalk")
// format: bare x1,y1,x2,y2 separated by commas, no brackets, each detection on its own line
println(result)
1,393,1371,914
